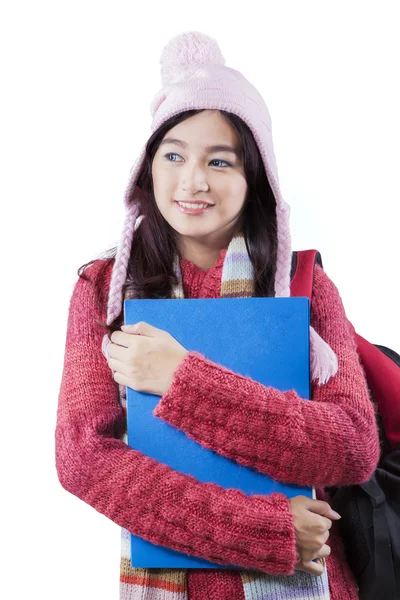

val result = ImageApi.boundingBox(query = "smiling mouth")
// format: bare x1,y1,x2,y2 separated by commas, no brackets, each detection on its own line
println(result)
174,201,215,213
174,200,215,207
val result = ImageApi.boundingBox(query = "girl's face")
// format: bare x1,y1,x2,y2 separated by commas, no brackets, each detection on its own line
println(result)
151,110,248,250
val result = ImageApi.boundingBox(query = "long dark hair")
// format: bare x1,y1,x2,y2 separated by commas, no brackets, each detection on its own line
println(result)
78,109,278,337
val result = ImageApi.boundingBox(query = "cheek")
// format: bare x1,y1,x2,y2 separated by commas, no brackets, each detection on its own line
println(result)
219,176,247,210
152,171,172,207
152,166,177,195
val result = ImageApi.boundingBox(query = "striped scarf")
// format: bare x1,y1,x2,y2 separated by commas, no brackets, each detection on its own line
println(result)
118,230,331,600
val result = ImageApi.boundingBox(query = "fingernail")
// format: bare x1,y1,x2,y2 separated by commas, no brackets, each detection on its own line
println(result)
122,324,138,332
331,510,341,519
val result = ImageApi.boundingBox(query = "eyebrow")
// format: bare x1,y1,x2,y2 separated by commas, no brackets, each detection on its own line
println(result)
159,137,241,159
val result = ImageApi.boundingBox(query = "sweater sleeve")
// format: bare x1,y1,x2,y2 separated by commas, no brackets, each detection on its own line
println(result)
153,264,380,488
55,260,298,575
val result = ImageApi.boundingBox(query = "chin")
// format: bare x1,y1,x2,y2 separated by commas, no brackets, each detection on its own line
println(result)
170,219,218,236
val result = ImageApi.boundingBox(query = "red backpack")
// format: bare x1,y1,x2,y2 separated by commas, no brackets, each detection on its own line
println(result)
290,250,400,600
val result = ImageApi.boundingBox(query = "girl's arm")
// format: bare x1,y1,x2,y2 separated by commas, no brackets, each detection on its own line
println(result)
55,261,297,575
153,264,380,488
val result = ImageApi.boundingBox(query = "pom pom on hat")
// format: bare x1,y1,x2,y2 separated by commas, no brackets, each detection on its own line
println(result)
160,31,225,87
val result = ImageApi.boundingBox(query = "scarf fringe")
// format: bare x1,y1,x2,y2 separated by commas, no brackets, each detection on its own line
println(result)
310,326,338,385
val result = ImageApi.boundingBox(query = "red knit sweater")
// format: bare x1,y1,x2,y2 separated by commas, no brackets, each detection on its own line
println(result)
55,250,380,600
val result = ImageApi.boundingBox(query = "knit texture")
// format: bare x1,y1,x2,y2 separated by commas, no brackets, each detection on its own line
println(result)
55,251,380,599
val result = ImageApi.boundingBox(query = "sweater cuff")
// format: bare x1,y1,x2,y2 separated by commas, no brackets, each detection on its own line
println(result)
153,350,241,421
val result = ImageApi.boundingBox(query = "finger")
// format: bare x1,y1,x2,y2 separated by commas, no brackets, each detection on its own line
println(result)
322,516,333,531
314,544,331,560
121,321,162,337
298,543,331,562
108,356,133,378
121,324,141,334
322,529,331,545
306,499,341,520
316,557,327,571
107,341,132,362
312,514,333,532
111,369,142,392
111,370,129,388
300,542,331,563
110,330,131,347
108,335,148,362
294,560,324,577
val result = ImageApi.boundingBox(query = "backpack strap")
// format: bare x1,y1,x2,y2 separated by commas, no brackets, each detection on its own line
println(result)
359,476,398,599
347,323,400,450
290,249,400,450
290,249,321,299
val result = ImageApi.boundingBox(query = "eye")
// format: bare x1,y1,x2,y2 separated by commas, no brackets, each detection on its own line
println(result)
210,159,232,168
164,152,183,162
164,153,232,168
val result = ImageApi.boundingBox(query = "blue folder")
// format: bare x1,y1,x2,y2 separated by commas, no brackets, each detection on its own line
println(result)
124,296,312,568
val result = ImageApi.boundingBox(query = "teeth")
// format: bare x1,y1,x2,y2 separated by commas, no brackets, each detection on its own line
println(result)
177,202,211,209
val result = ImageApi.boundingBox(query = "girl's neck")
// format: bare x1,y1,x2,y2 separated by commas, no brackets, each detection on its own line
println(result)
177,232,236,271
180,246,227,271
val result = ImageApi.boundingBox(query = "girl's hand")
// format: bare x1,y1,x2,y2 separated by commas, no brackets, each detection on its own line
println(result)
289,495,341,576
107,321,190,396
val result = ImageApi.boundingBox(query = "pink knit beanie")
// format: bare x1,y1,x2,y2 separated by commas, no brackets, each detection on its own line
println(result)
101,31,338,385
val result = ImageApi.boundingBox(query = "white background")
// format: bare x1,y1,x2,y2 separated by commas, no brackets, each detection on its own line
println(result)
1,1,399,598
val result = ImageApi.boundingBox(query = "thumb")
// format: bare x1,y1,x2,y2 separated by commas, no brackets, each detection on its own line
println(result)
306,498,341,521
121,321,161,337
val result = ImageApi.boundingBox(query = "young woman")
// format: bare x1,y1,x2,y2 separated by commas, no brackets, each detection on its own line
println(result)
55,32,380,600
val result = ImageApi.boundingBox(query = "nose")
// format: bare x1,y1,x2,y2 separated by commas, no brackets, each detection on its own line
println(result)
180,162,209,194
